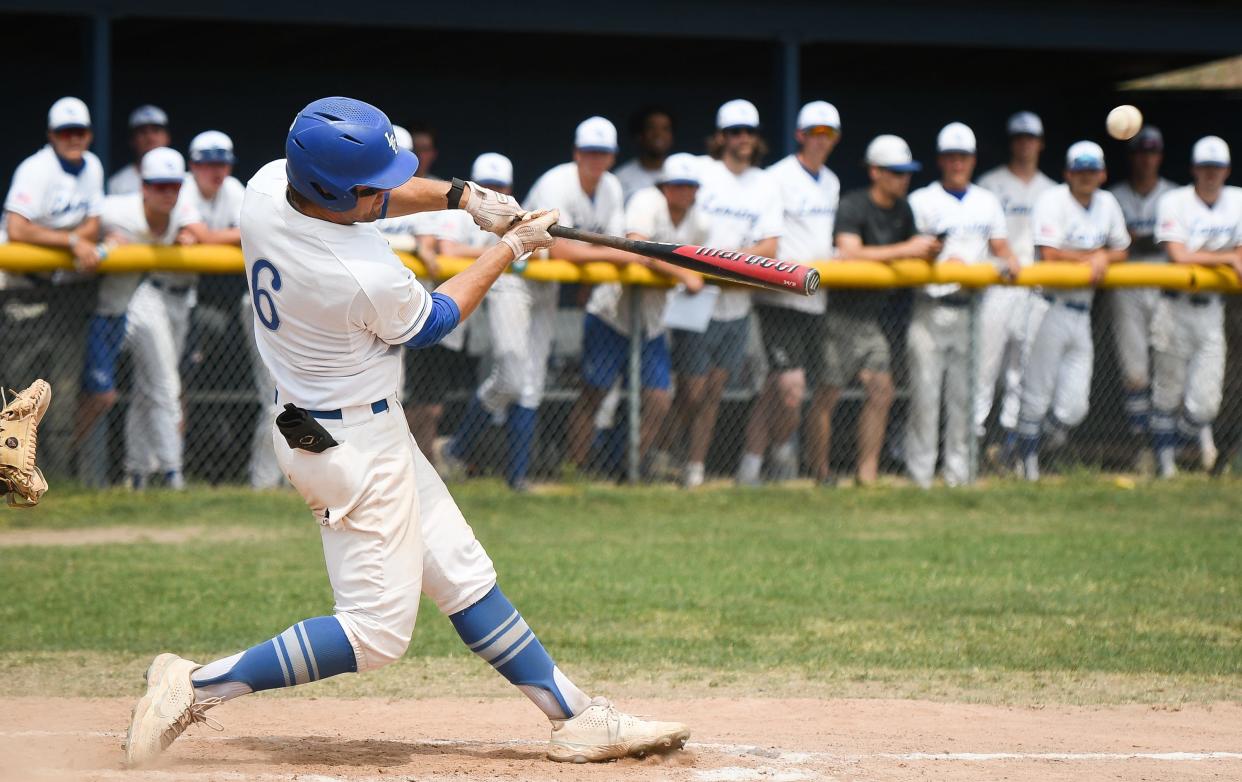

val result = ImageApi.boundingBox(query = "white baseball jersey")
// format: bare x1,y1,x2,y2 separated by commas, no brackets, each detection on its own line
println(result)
155,174,246,290
95,192,203,315
2,145,104,232
525,162,625,236
908,182,1007,298
1156,184,1242,256
695,157,783,320
586,185,711,336
241,160,433,410
976,165,1056,265
1032,185,1130,304
613,159,663,202
1112,177,1179,260
108,163,141,196
755,153,839,314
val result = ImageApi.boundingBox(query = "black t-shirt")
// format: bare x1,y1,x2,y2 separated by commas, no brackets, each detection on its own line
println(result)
832,188,918,316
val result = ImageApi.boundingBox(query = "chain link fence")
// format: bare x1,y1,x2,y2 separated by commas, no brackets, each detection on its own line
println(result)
2,264,1240,489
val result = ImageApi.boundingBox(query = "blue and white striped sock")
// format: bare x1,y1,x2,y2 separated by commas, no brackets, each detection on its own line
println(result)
450,585,592,719
191,616,356,702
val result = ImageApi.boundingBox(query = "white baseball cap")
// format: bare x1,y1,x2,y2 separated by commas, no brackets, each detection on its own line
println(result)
1065,140,1106,171
865,134,921,172
574,116,618,153
1192,135,1231,167
716,98,760,130
188,130,235,164
129,104,169,129
48,97,91,131
471,152,513,187
140,147,186,184
391,124,413,152
937,122,976,154
657,152,701,186
797,101,841,132
1007,111,1043,137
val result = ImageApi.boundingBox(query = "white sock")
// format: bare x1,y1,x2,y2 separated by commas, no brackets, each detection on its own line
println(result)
737,452,763,482
191,652,253,703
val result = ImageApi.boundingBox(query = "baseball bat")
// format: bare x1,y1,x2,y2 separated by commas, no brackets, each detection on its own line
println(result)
548,225,819,297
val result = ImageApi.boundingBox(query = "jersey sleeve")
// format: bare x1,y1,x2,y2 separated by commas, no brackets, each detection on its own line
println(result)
1105,196,1131,251
1031,191,1064,251
624,188,661,238
1154,191,1188,246
359,262,434,345
223,177,245,227
2,157,46,221
987,192,1008,239
172,197,205,232
753,174,783,241
907,189,935,235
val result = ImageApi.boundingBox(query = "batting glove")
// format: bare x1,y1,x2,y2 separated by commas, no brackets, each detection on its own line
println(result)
463,181,528,235
500,209,559,259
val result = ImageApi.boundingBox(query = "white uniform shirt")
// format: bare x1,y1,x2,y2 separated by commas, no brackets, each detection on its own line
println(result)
1111,177,1179,261
1032,184,1131,305
95,192,203,315
908,182,1007,298
614,158,663,202
755,153,839,314
156,174,246,290
1156,184,1242,256
976,165,1056,265
586,186,712,337
108,163,141,196
525,162,625,237
695,157,783,320
3,145,105,234
241,160,433,409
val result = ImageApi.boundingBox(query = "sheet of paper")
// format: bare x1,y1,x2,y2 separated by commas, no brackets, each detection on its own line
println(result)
662,284,720,333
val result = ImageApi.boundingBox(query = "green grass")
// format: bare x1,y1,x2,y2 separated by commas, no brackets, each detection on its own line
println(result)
1,478,1239,703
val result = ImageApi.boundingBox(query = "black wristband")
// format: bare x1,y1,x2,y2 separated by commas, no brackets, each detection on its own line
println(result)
447,177,467,210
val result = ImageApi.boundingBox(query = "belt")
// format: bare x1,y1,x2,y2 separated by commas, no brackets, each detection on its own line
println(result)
1161,290,1213,307
148,278,194,295
308,399,390,420
1041,293,1090,313
930,293,972,308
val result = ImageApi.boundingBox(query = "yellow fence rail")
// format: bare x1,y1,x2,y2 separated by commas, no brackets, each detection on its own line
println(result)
1,243,1238,292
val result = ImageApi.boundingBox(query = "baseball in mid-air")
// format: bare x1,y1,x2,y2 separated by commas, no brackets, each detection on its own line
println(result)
1106,104,1143,141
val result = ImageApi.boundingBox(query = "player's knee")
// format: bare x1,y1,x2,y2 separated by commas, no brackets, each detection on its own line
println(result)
863,373,894,407
1186,393,1222,425
1056,400,1089,428
336,597,420,672
775,371,806,410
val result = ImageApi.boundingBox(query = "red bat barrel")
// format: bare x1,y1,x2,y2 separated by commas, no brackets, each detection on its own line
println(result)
669,244,820,296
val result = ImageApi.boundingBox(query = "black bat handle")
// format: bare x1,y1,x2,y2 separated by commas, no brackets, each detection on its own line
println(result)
548,224,637,254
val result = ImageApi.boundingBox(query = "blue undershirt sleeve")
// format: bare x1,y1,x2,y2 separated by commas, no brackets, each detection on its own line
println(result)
404,291,461,349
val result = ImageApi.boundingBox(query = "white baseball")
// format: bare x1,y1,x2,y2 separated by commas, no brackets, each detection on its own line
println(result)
1107,105,1143,141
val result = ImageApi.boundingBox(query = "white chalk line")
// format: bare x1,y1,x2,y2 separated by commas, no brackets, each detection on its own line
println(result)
3,731,1241,765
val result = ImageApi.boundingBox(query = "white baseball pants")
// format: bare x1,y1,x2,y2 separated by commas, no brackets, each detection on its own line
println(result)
241,293,284,489
905,299,971,488
1017,300,1093,433
274,397,497,672
1110,288,1160,389
477,278,558,415
974,287,1048,435
123,280,192,476
1151,295,1225,426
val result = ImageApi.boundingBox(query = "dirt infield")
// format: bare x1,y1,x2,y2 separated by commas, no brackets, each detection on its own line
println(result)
2,697,1239,781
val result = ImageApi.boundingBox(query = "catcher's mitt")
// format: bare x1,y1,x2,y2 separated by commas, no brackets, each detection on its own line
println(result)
0,379,51,508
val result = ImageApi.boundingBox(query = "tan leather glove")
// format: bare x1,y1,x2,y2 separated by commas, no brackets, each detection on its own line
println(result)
499,209,559,260
0,379,51,508
463,181,528,235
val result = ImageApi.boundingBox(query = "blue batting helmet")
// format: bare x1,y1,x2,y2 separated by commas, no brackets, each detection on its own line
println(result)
285,97,418,212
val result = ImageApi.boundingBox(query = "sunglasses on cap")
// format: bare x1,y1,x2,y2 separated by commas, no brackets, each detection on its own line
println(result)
803,126,839,137
144,181,182,193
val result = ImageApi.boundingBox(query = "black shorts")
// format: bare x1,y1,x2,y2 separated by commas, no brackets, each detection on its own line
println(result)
404,345,475,404
754,305,826,382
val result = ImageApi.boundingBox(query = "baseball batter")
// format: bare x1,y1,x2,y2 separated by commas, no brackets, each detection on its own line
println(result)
906,122,1013,489
107,147,207,489
1109,126,1179,445
123,98,687,765
1149,136,1242,478
1015,141,1129,481
975,112,1055,445
737,100,839,486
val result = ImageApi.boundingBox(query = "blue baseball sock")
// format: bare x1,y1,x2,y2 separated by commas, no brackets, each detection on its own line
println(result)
1124,388,1151,435
191,616,356,702
450,584,591,719
506,405,537,487
1150,410,1178,452
1015,418,1041,459
451,394,491,461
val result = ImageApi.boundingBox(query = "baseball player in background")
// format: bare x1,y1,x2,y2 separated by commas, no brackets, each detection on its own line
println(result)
906,123,1013,488
110,147,207,489
447,117,642,490
614,106,675,201
823,135,936,486
1149,136,1242,478
1016,141,1129,481
124,97,687,766
108,105,171,195
565,152,708,475
674,99,782,489
975,112,1056,452
1108,127,1188,468
736,100,840,486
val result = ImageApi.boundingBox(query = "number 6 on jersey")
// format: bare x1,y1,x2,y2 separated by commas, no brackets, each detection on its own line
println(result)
251,258,282,331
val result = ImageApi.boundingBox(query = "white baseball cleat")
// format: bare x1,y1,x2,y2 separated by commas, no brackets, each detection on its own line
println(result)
547,696,690,763
124,653,222,766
